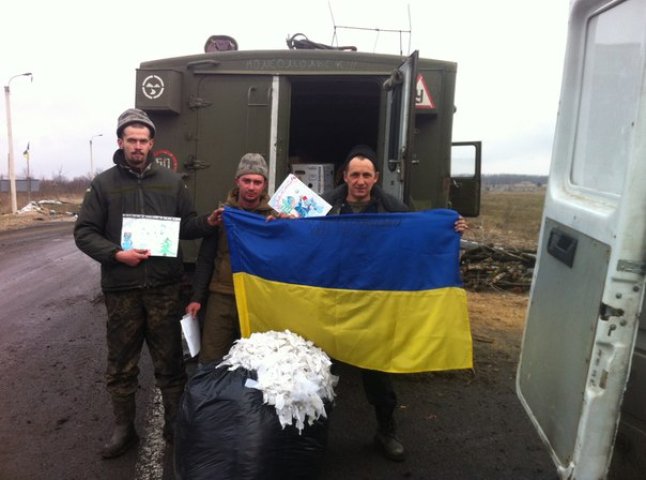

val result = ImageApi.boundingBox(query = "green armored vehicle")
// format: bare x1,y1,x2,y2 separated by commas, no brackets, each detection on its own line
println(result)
134,34,481,263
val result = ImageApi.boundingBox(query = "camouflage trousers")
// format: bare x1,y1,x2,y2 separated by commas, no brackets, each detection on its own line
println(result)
103,284,186,401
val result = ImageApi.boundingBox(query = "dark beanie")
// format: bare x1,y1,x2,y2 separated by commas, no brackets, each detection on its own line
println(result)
344,145,379,171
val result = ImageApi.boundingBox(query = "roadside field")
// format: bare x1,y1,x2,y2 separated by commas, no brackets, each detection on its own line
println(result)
0,191,83,231
463,189,545,251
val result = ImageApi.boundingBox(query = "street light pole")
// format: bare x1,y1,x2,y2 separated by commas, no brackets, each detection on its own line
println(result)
4,72,32,214
89,133,103,178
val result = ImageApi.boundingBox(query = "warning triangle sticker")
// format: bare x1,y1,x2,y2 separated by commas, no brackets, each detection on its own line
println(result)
415,74,435,109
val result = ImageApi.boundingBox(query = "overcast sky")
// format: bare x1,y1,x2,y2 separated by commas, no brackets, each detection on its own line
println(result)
0,0,569,180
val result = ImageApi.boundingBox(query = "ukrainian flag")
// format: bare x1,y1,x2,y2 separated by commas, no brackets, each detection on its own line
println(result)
223,208,472,373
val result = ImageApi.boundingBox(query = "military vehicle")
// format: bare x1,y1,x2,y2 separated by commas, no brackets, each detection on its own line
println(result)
134,33,481,263
517,0,646,478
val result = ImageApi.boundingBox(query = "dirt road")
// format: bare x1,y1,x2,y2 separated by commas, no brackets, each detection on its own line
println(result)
0,222,558,479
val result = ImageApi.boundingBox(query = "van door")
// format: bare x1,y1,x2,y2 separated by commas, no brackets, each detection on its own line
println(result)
382,51,418,202
516,0,646,478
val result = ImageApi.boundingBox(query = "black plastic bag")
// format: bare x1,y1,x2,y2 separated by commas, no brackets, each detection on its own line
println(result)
174,363,330,480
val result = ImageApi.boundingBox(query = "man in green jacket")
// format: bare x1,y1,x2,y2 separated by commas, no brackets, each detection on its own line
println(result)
74,108,217,458
185,153,277,364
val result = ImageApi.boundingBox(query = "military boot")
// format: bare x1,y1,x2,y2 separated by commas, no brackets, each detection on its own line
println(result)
374,408,405,462
161,389,183,444
101,396,139,459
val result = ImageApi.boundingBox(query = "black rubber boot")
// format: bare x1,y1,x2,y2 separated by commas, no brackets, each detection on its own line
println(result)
101,396,139,459
375,408,405,462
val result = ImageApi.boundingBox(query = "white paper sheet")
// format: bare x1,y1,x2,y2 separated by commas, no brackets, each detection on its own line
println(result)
269,174,332,218
180,313,201,358
121,214,180,257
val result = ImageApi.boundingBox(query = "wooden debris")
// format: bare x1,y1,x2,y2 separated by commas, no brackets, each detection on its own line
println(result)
460,243,536,292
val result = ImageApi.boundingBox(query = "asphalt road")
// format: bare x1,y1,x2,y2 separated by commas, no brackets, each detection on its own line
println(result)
0,223,164,480
0,222,558,480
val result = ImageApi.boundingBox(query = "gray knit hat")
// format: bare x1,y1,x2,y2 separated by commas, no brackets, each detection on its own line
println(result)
235,153,268,179
116,108,156,138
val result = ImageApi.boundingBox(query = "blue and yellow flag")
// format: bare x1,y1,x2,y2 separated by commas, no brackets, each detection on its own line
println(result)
223,208,472,373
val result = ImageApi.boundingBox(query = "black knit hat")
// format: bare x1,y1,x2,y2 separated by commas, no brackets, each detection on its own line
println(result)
343,144,379,172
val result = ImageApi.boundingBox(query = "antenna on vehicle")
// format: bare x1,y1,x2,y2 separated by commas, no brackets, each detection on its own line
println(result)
328,1,412,55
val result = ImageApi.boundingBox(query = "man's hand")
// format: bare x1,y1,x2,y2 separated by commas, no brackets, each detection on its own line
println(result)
266,212,297,222
186,302,201,317
207,207,225,227
454,216,469,235
115,249,151,267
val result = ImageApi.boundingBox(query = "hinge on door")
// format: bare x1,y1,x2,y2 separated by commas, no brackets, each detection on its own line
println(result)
617,259,646,275
187,95,212,110
399,145,407,181
184,155,210,171
383,70,403,91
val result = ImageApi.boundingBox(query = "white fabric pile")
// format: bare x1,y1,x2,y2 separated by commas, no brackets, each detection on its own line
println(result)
218,330,338,433
18,200,66,215
18,201,48,214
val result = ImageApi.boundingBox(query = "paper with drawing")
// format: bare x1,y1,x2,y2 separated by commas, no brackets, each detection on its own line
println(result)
269,174,332,218
121,214,181,257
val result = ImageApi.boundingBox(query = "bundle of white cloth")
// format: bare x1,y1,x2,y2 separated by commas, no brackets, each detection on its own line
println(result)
218,330,338,433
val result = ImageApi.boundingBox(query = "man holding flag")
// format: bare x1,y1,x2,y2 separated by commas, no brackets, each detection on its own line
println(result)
223,145,470,464
321,145,467,461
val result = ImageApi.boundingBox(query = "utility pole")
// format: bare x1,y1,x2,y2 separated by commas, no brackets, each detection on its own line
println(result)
4,72,32,214
90,133,103,178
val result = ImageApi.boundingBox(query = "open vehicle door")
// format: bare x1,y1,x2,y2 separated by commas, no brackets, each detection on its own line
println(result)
516,0,646,478
449,141,481,217
382,51,418,202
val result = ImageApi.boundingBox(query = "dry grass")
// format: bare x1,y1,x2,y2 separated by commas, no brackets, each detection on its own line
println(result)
0,191,83,231
460,189,546,331
0,191,85,213
462,190,545,251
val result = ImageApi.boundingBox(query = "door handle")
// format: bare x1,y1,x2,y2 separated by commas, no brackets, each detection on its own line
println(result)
547,228,578,268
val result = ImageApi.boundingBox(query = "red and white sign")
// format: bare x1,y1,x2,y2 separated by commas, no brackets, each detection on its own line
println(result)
415,74,436,110
154,149,178,172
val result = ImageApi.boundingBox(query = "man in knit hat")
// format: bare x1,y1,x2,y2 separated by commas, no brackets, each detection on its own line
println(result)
74,108,219,458
323,144,468,462
186,153,278,364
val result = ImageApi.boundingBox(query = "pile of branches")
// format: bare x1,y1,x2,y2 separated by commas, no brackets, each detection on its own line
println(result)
460,241,536,292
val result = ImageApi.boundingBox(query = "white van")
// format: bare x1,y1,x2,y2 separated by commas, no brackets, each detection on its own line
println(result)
516,0,646,478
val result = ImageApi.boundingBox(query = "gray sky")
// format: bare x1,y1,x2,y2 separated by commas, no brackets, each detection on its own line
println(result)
1,0,569,180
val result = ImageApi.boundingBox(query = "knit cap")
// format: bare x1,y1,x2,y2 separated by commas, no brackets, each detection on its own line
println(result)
236,153,268,179
116,108,156,138
344,144,379,171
